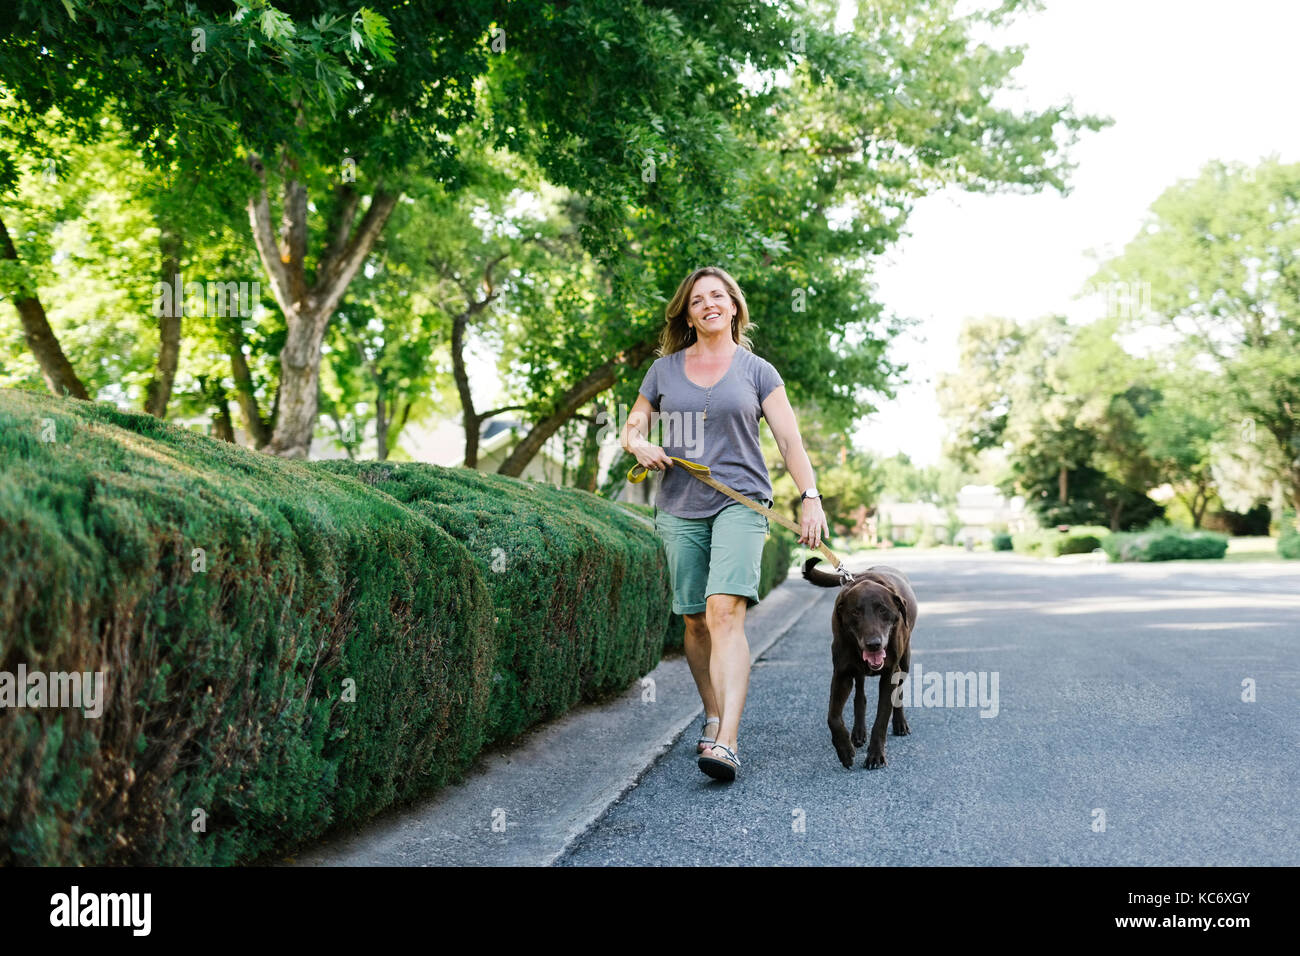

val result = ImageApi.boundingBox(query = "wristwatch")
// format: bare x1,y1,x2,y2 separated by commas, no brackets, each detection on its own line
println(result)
801,486,821,501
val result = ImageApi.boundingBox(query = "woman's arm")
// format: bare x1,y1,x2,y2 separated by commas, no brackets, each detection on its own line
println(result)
761,385,831,548
622,393,673,471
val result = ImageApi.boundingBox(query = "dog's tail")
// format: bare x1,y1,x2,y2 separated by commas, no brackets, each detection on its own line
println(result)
802,556,845,588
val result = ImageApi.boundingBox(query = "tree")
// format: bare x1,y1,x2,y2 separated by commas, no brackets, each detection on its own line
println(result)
941,315,1168,530
1093,158,1300,512
495,0,1107,479
939,316,1026,467
1139,363,1221,528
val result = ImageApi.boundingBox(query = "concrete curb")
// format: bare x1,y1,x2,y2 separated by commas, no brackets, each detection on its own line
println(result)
291,571,822,867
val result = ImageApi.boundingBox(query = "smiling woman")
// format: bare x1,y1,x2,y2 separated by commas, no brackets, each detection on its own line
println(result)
620,265,830,782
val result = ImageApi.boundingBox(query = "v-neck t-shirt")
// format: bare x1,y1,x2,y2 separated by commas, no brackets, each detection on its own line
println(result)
636,346,785,518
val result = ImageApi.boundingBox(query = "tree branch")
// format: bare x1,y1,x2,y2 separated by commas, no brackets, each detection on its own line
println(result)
245,154,294,314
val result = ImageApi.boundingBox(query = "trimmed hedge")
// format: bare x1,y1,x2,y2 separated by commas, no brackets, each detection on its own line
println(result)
991,532,1013,551
317,462,672,743
0,390,494,865
0,390,672,865
1103,529,1230,562
615,500,797,652
1013,526,1111,557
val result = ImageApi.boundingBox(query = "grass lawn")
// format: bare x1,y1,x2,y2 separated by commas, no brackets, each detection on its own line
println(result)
1220,535,1290,562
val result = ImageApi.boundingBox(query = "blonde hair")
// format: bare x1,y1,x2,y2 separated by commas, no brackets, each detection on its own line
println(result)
656,266,755,357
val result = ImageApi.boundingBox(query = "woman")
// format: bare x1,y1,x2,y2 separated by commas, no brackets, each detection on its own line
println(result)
622,266,829,782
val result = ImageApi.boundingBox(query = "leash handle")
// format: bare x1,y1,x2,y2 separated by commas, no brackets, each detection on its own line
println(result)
627,457,850,573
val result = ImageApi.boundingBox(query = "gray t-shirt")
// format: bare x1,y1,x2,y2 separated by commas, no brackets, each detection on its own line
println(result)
637,346,785,518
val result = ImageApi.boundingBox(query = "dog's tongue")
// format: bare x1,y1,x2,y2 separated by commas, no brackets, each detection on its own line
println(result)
864,649,886,669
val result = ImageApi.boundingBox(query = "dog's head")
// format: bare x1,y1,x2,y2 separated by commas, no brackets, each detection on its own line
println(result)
838,580,908,673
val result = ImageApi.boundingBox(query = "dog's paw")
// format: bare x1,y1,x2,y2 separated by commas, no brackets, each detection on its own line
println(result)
892,713,911,736
864,744,887,769
851,723,867,747
833,739,855,769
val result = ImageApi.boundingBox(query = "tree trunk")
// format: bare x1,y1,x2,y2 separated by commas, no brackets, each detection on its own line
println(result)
445,254,507,469
375,377,388,462
0,212,89,400
1058,465,1068,505
246,156,397,458
227,317,272,448
144,226,183,417
1108,499,1123,532
212,392,235,443
574,406,603,492
265,313,327,459
1191,491,1208,530
497,341,658,477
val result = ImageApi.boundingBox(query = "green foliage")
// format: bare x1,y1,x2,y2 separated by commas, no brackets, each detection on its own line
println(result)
991,531,1013,551
1103,529,1230,562
759,525,797,604
1094,157,1300,514
941,314,1170,531
877,452,969,507
0,387,673,864
1279,512,1300,560
1012,525,1110,557
0,387,494,865
317,461,672,743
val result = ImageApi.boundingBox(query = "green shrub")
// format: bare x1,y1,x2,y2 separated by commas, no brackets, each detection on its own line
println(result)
991,532,1013,551
1279,511,1300,560
319,462,672,743
1103,529,1230,562
0,390,494,865
759,524,796,597
1014,526,1110,556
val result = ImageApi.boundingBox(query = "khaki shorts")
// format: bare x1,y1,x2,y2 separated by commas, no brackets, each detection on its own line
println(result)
653,500,771,615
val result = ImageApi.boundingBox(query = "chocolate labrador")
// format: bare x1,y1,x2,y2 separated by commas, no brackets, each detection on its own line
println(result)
803,558,917,769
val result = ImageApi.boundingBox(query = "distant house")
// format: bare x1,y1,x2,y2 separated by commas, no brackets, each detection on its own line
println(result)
953,485,1029,543
876,501,948,543
876,486,1028,545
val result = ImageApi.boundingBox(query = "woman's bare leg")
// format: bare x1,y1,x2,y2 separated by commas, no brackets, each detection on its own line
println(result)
705,593,750,752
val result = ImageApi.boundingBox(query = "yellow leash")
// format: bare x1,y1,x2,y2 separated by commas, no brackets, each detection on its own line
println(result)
628,456,855,581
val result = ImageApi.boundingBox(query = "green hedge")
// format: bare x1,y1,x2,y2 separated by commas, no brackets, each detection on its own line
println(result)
0,390,672,865
0,390,494,865
991,532,1014,551
616,501,797,652
1103,529,1230,562
1013,526,1111,557
318,462,671,743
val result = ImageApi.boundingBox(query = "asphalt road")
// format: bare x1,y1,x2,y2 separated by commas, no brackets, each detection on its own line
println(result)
556,552,1300,866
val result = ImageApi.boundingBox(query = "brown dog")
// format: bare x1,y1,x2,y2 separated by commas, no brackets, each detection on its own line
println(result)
803,558,917,769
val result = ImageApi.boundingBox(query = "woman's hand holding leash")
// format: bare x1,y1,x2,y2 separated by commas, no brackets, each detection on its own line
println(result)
630,439,674,473
799,496,831,549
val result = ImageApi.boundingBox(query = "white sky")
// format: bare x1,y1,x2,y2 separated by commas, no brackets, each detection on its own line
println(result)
855,0,1300,465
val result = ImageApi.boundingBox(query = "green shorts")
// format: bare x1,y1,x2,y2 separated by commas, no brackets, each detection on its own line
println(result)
653,500,771,615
